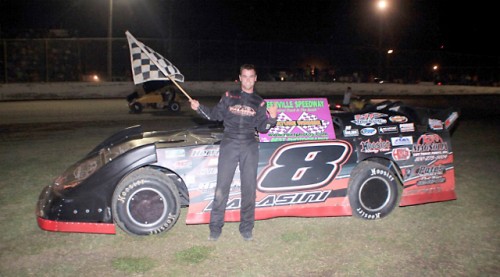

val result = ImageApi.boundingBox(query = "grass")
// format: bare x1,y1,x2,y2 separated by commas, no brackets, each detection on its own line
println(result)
174,246,215,264
112,256,157,273
0,120,499,277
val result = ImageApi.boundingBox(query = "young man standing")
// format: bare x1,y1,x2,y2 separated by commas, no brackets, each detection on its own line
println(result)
189,64,278,241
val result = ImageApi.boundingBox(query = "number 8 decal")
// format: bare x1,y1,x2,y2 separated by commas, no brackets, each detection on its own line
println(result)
258,141,352,192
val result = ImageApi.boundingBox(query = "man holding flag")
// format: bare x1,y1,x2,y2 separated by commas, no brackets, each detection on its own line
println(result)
190,64,278,241
125,32,277,241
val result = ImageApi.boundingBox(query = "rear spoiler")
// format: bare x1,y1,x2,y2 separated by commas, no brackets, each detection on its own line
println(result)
444,111,459,131
428,107,460,133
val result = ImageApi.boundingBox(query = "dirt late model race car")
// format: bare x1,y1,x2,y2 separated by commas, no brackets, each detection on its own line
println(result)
36,99,459,236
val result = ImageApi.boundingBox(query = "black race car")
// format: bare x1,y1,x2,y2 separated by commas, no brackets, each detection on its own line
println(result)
36,99,459,235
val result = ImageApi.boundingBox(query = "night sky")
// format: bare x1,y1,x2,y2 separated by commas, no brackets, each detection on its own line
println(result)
1,0,497,56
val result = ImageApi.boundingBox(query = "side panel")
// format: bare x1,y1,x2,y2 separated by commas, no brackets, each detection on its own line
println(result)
399,132,457,205
154,140,357,225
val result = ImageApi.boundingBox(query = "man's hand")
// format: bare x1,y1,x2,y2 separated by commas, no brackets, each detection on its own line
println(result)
267,103,278,119
190,99,200,111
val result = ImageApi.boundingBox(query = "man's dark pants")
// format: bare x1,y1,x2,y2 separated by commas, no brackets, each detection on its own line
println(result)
209,136,258,235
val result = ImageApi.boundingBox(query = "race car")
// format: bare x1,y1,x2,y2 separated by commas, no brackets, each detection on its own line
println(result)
126,80,182,114
36,99,459,236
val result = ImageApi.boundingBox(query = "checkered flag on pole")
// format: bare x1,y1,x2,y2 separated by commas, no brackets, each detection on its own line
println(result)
126,31,184,85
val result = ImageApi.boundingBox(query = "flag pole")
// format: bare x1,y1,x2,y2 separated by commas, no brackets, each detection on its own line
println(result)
167,77,192,101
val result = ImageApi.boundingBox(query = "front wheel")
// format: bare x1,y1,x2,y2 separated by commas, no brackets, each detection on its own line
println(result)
348,161,400,220
112,167,181,235
168,101,181,113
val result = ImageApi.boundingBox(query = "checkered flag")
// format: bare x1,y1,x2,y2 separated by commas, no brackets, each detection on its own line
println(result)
126,31,184,85
297,112,329,134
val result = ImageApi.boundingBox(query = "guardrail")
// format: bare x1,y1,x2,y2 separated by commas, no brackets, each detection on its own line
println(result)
0,81,499,101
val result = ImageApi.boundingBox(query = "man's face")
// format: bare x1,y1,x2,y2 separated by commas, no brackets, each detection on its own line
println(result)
239,69,257,92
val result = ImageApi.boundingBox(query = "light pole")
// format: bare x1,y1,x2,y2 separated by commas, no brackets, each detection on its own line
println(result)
107,0,113,81
376,0,388,80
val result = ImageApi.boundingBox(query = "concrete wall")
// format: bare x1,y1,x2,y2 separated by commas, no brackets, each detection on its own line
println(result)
0,81,499,101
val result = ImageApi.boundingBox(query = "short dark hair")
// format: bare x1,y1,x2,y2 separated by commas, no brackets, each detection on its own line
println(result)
240,64,256,74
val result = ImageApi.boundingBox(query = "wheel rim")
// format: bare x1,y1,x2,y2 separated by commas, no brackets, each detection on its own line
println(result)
170,103,179,111
126,187,168,227
358,176,391,212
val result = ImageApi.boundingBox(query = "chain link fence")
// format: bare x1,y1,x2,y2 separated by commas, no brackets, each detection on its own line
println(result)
1,38,498,85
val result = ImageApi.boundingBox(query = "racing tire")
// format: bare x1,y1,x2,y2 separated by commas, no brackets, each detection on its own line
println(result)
168,101,181,113
130,102,143,114
348,161,400,220
112,167,181,235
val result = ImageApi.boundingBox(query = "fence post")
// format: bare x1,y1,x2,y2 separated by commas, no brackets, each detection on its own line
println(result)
45,39,49,82
3,40,7,83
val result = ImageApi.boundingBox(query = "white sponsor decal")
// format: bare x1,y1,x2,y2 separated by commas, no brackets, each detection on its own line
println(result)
389,115,408,123
378,125,398,134
351,113,387,127
399,123,415,132
343,125,359,137
391,136,413,146
360,127,377,136
428,118,443,130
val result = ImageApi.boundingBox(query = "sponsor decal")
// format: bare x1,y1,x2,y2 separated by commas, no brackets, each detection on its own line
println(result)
229,104,256,116
200,168,217,175
163,149,185,158
411,165,448,186
415,165,446,176
399,123,415,132
428,118,443,130
391,136,413,146
204,190,331,211
197,181,217,190
403,186,443,195
343,126,359,137
416,176,447,186
378,125,398,134
173,159,192,169
191,148,219,157
360,138,391,153
351,112,388,127
370,168,395,181
445,112,459,129
116,179,145,204
412,133,448,158
356,208,381,219
360,127,377,136
414,154,449,162
392,147,411,161
389,115,408,123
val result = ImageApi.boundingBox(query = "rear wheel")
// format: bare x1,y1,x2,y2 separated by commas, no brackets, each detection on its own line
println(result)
112,167,181,235
168,101,181,112
348,161,399,220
